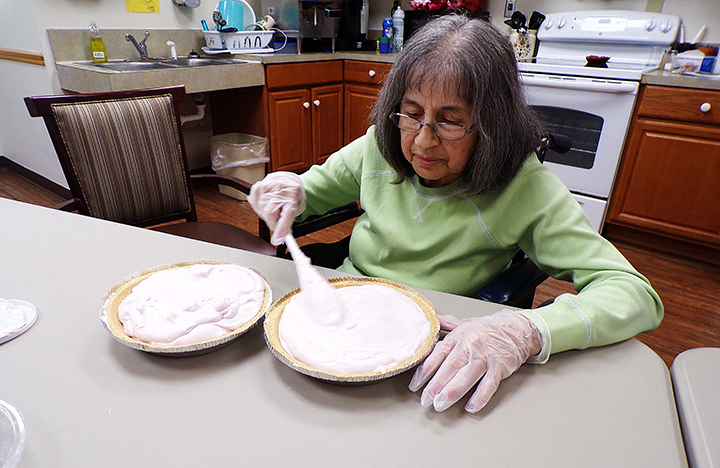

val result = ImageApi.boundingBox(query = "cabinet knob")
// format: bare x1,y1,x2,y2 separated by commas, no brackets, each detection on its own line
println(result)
314,100,320,107
700,102,712,113
303,101,310,109
368,70,376,77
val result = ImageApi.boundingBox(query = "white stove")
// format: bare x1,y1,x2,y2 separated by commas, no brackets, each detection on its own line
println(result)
519,10,681,80
517,10,681,232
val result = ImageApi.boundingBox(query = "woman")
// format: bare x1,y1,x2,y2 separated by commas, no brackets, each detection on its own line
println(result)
249,15,663,413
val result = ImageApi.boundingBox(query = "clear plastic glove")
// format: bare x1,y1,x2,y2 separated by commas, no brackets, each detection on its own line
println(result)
248,172,306,245
408,310,542,413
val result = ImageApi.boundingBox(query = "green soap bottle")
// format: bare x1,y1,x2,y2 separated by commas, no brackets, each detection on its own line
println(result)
89,21,108,64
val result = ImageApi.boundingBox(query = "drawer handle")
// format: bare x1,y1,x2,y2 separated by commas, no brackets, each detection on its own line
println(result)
700,102,712,113
368,70,376,77
314,100,320,107
303,101,310,109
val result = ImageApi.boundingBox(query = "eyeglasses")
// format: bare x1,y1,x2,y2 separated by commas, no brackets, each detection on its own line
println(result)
389,113,475,141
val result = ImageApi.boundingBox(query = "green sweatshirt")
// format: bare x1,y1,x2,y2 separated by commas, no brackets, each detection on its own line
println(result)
298,127,663,359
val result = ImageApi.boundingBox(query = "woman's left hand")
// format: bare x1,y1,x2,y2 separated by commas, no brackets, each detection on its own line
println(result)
408,310,542,413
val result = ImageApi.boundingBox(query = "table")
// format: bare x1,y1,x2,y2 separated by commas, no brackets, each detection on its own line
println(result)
0,198,687,467
671,348,720,468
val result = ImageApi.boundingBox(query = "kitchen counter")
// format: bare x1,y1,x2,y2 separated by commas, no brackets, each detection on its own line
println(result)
54,50,395,94
642,69,720,91
55,59,265,94
214,49,397,65
48,28,396,94
49,28,267,94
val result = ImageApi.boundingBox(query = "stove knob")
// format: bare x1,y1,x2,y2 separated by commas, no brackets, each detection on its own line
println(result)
557,17,567,29
645,19,656,31
659,21,673,33
544,19,554,29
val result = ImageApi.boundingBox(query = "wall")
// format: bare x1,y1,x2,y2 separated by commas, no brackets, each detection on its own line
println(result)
1,0,719,189
0,0,60,185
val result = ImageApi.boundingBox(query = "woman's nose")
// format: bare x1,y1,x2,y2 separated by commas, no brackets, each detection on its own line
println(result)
414,124,440,148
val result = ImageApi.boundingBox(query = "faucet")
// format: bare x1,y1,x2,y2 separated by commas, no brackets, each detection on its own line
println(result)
166,40,178,60
125,31,150,60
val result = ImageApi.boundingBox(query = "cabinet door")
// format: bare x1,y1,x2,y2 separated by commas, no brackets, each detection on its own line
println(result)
311,84,344,165
268,88,312,172
608,118,720,247
344,83,380,145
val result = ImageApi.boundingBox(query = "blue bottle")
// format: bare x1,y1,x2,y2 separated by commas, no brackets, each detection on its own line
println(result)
382,17,394,52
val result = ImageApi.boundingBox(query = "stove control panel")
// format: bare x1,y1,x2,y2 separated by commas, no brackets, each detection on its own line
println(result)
538,10,681,46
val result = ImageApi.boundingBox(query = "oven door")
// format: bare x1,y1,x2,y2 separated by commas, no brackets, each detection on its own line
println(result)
520,73,639,199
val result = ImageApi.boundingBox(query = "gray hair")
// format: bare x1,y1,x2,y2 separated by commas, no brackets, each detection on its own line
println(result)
371,14,544,194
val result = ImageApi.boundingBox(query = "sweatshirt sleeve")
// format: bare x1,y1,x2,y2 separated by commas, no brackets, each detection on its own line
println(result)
504,158,664,356
297,131,370,220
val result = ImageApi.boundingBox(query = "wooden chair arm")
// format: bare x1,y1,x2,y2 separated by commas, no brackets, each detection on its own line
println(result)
190,173,252,196
291,201,363,238
54,198,83,212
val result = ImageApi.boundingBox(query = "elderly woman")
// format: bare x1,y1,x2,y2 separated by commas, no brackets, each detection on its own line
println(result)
249,15,662,413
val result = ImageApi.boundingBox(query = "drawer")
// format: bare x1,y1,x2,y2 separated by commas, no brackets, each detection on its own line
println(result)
266,61,343,90
344,60,392,86
639,85,720,126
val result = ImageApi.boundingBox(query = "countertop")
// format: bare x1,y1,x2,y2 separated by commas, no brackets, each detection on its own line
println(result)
48,28,395,94
642,69,720,91
55,59,266,94
214,49,397,64
53,51,394,94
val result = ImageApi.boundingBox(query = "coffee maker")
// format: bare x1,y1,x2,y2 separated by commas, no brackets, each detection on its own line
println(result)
298,0,342,53
336,0,375,51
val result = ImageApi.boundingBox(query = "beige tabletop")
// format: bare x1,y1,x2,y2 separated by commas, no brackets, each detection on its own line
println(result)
671,348,720,468
0,198,687,467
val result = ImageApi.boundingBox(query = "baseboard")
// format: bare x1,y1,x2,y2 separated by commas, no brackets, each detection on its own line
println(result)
0,156,71,199
603,222,720,267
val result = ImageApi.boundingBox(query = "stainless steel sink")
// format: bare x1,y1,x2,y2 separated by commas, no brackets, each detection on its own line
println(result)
92,61,171,71
86,57,245,72
159,57,241,67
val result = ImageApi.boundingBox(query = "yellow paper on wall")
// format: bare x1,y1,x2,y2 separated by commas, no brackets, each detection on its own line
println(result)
125,0,160,13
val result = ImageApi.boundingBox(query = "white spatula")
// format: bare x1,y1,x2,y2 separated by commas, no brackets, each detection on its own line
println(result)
284,234,345,326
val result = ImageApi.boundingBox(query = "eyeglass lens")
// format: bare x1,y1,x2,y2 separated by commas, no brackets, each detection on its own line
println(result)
390,113,470,141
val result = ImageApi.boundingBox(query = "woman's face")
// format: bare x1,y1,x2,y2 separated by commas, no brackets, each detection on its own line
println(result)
399,84,478,188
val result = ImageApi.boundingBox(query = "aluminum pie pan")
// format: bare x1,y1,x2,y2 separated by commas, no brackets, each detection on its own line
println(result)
263,276,440,384
101,260,272,357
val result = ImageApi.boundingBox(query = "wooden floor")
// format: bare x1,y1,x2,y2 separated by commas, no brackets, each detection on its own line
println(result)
2,167,719,368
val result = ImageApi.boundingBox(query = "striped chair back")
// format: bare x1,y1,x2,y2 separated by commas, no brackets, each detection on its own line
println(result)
50,93,192,225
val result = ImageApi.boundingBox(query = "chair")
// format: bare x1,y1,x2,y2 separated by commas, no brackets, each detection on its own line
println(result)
277,133,572,309
24,86,275,255
474,133,572,308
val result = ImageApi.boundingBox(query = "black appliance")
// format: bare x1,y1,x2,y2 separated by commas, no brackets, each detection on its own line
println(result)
404,9,489,43
336,0,376,51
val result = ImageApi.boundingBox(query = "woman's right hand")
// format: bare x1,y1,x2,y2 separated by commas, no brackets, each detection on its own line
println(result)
248,172,306,245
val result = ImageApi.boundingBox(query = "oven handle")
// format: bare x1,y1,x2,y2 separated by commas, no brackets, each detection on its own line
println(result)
520,75,638,94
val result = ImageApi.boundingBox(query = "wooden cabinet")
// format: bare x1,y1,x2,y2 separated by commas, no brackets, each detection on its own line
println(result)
343,60,392,145
606,84,720,260
266,61,344,172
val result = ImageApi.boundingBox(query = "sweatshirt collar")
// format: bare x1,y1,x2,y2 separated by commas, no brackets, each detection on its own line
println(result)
411,175,466,198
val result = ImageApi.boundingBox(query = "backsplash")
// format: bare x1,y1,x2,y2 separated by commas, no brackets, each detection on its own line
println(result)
48,29,208,63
